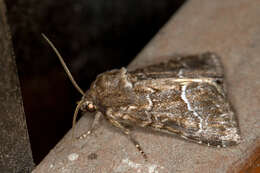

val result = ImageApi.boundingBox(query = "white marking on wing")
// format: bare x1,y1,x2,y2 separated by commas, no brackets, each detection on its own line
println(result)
181,84,203,133
146,95,153,111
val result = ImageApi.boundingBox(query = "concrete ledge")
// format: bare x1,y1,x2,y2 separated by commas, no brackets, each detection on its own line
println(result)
33,0,260,172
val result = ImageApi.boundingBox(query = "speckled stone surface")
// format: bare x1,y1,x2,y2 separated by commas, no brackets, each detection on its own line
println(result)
33,0,260,172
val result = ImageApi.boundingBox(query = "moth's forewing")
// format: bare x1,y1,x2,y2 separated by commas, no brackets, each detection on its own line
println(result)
87,53,241,147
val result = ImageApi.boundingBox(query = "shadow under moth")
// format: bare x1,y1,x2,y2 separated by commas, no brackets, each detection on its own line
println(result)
42,34,241,160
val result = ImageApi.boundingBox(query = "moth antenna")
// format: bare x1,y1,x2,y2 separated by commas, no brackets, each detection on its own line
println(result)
41,33,85,96
72,99,85,139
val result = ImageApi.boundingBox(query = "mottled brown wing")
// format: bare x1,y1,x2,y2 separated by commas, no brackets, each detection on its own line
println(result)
131,52,223,79
89,52,240,147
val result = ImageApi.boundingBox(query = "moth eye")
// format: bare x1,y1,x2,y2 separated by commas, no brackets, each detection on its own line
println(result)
87,103,96,112
79,101,96,112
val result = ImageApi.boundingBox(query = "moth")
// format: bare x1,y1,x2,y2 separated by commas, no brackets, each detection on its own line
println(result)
42,34,241,160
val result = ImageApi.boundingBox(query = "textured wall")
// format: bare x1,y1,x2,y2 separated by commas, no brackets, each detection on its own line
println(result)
0,0,34,172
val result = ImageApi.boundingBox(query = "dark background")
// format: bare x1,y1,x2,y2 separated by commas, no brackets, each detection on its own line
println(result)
5,0,186,164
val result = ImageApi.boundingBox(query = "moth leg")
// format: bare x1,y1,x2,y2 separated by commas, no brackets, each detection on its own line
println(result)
140,111,153,127
77,111,103,140
108,119,148,160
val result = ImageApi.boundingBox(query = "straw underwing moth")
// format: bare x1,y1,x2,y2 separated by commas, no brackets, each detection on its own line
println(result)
42,34,241,160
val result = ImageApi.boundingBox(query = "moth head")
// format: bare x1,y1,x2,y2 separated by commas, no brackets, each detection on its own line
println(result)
79,100,97,112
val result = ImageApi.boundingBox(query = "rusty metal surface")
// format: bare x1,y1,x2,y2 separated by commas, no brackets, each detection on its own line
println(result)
0,0,34,172
33,0,260,172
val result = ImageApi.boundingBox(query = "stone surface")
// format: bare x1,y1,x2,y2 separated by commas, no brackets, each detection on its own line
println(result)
0,0,34,172
33,0,260,172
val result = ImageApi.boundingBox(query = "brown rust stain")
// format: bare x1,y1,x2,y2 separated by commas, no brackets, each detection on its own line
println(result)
238,146,260,173
228,141,260,173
